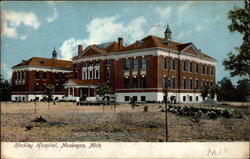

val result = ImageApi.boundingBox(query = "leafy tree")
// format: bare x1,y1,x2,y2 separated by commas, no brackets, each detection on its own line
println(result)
235,78,250,102
96,82,111,111
200,85,209,100
223,0,250,78
44,84,54,109
208,84,219,99
217,77,236,101
96,82,111,99
0,75,11,101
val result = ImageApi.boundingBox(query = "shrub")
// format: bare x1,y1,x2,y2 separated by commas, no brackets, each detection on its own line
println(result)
143,106,148,112
222,110,231,118
207,111,218,119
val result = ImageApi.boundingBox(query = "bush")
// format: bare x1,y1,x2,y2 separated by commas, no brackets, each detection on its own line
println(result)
222,110,231,118
207,111,218,119
143,106,148,112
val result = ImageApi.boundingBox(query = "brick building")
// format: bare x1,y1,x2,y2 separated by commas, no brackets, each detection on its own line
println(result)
11,49,73,101
64,26,216,103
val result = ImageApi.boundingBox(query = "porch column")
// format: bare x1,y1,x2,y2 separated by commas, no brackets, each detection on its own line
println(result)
73,87,75,97
68,87,70,96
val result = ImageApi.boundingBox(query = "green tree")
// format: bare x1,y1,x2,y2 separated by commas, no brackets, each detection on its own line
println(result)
235,78,250,102
44,84,54,109
223,0,250,78
217,77,236,101
96,82,111,98
96,82,111,111
200,85,209,100
208,84,219,99
0,75,11,101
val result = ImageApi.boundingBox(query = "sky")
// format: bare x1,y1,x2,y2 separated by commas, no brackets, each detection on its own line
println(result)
1,1,245,84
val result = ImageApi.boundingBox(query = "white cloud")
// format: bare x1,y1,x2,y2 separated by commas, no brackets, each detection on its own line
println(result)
46,7,59,23
59,15,146,60
84,15,146,45
154,6,172,19
59,38,85,60
1,10,40,39
1,63,12,80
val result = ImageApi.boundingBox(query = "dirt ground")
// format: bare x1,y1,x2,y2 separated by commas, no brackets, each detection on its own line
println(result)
1,101,249,142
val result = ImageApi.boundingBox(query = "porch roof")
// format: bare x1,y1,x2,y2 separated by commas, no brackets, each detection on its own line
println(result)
64,79,100,88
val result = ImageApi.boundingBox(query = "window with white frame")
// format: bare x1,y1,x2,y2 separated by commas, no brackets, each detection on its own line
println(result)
89,70,93,79
82,70,87,79
95,69,99,79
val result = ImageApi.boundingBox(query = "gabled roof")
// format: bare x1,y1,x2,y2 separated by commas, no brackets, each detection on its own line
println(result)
74,41,121,59
12,57,73,70
120,35,215,60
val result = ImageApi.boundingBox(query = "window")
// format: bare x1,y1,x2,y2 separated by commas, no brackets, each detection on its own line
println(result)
183,96,186,102
207,81,209,87
125,96,130,101
141,96,146,102
189,96,192,101
194,63,199,73
62,74,65,80
171,77,175,89
182,61,186,72
95,70,99,79
20,72,22,79
182,79,186,89
95,61,100,66
43,72,46,80
106,59,111,66
207,66,210,75
83,70,87,79
162,58,167,69
171,59,175,70
36,72,39,79
89,70,93,79
194,80,198,89
141,58,146,70
189,62,192,72
196,96,199,101
124,78,130,88
75,73,79,79
133,59,138,70
162,77,167,88
189,79,192,89
106,69,110,78
211,66,214,75
132,96,137,101
124,59,130,70
202,65,205,74
82,63,87,67
89,62,93,67
75,63,79,69
133,77,137,88
141,77,146,88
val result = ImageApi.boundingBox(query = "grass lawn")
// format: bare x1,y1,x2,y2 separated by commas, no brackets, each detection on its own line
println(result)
1,102,249,142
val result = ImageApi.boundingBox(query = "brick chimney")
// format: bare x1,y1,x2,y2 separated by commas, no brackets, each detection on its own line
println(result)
118,37,123,50
78,45,83,54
